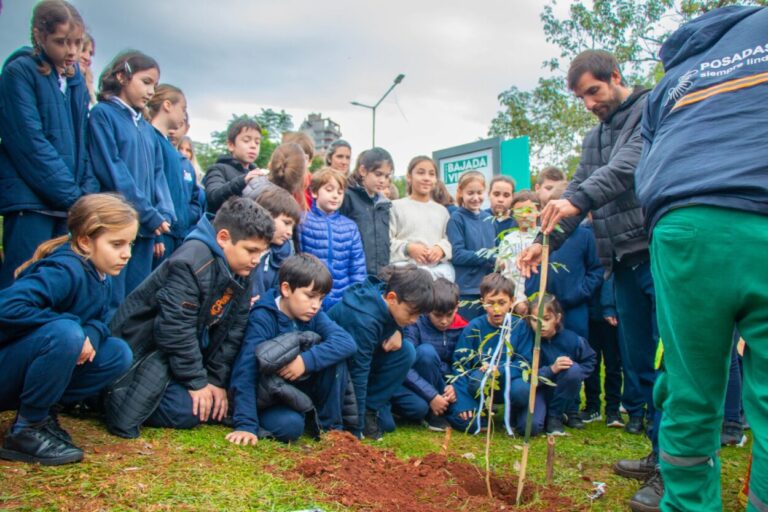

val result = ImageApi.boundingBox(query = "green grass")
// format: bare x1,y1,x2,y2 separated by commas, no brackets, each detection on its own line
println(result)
0,411,751,511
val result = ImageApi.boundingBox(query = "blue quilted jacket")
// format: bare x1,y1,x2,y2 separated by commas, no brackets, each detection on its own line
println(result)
299,204,367,310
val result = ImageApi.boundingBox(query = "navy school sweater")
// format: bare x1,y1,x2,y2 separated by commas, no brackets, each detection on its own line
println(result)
447,207,497,295
0,244,111,351
0,48,97,214
328,277,400,422
153,129,201,239
484,208,518,247
537,327,597,383
88,99,176,237
251,240,294,299
230,289,356,435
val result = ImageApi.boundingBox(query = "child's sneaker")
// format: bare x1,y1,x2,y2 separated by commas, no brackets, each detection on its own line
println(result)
565,413,585,430
545,416,566,436
579,409,602,424
425,413,450,432
721,421,747,447
363,410,383,441
605,412,625,428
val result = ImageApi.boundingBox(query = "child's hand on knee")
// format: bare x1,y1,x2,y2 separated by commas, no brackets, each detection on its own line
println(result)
429,394,450,415
278,355,306,381
550,356,573,374
188,385,215,421
458,410,474,421
225,430,258,446
77,337,96,365
382,331,402,352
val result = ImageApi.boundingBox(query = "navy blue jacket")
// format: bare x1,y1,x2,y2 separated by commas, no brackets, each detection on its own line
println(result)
328,277,400,423
636,6,768,231
229,289,356,435
154,129,201,240
300,204,367,309
525,225,603,337
484,208,517,247
447,207,496,295
251,240,294,299
339,184,391,276
0,48,97,213
88,99,175,237
0,244,110,350
537,328,597,383
402,313,468,402
452,315,530,413
589,274,617,322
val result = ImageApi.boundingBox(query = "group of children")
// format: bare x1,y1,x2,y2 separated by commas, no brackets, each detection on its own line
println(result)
0,0,625,466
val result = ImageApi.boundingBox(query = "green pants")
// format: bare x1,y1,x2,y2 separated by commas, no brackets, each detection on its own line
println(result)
651,206,768,512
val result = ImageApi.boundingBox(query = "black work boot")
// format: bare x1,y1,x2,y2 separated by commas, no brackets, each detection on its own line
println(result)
613,451,658,480
0,419,83,466
628,467,663,512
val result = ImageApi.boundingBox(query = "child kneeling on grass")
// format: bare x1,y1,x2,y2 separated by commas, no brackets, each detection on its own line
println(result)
227,254,356,444
387,278,469,432
106,197,273,438
0,194,137,465
328,264,434,440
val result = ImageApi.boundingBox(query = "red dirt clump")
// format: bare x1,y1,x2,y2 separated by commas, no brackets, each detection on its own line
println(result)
290,430,582,511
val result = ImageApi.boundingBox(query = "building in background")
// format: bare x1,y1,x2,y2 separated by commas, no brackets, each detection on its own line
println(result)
300,113,342,154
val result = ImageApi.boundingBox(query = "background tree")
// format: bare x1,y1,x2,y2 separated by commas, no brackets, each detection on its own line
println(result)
489,0,767,177
195,109,294,171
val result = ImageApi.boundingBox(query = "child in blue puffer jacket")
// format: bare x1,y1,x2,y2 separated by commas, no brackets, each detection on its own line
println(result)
300,168,366,310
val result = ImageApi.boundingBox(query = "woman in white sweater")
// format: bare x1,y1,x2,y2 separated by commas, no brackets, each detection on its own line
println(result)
389,156,454,281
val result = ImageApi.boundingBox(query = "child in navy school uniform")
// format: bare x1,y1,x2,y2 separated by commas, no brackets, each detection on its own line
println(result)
0,194,136,465
0,1,98,288
328,264,434,440
485,175,517,245
528,294,597,436
251,187,302,300
388,278,468,432
447,171,497,320
228,254,357,445
146,85,201,264
87,51,176,309
300,168,367,310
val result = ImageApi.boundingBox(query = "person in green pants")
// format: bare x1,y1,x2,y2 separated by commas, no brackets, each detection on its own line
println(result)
636,6,768,511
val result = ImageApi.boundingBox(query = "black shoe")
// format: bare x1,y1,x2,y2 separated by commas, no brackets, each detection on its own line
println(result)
613,452,657,480
0,420,83,466
628,468,663,512
425,413,450,432
47,412,73,443
565,413,585,430
362,410,383,441
579,409,602,423
605,412,625,428
545,416,566,436
625,416,645,435
721,420,747,447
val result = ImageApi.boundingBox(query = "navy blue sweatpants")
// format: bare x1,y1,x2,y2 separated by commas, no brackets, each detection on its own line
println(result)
0,319,132,423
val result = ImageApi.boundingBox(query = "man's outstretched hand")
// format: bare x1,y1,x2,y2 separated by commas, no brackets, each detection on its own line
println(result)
539,199,580,235
517,243,543,279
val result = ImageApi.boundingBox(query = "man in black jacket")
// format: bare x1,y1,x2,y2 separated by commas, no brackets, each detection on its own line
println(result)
518,50,662,512
106,197,273,439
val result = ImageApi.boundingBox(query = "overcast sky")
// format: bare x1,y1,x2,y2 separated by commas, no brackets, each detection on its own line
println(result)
0,0,567,175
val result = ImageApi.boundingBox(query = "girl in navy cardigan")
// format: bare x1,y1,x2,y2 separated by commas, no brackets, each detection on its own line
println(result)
447,171,497,320
88,51,175,310
0,1,97,288
0,194,136,465
146,84,201,264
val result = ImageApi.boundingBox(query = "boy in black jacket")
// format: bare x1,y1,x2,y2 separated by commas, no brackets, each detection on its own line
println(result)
203,119,265,213
106,197,274,438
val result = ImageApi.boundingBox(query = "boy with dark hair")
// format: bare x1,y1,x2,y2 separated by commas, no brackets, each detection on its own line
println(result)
386,278,469,432
106,197,274,438
252,187,302,299
227,254,356,444
328,264,434,440
452,273,518,431
535,167,567,208
203,118,265,213
500,191,539,312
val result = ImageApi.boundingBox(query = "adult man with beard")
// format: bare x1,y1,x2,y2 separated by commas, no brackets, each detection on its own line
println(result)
518,50,663,512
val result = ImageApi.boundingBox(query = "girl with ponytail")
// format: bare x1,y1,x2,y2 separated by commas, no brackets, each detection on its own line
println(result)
0,194,137,466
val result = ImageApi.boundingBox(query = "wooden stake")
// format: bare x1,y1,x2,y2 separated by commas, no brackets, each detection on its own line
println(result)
441,427,452,456
546,435,556,485
485,382,496,499
516,234,550,506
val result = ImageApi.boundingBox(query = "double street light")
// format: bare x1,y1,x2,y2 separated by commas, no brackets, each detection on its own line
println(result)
351,73,405,147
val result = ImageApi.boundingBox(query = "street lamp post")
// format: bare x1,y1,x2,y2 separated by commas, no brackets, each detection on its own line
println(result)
351,73,405,147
